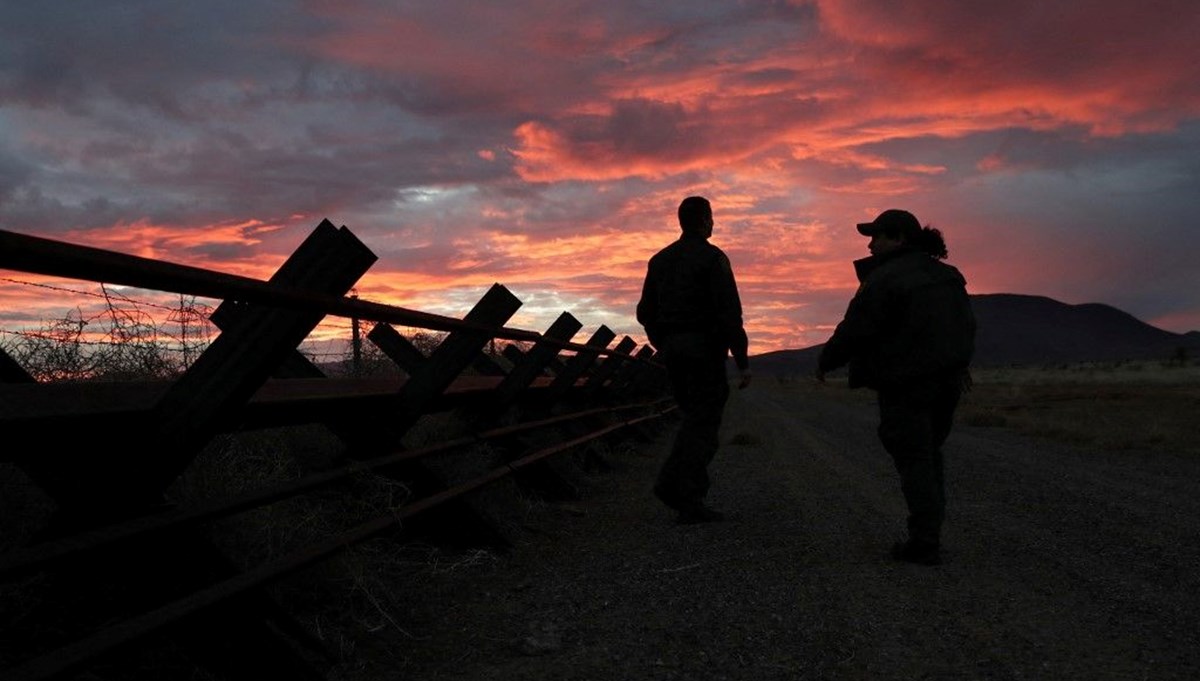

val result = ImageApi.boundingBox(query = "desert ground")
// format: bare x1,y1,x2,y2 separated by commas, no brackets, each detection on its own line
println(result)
313,364,1200,680
2,363,1198,680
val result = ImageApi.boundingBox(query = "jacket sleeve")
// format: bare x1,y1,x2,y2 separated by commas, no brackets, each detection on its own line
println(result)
636,261,661,348
818,280,889,372
711,252,750,371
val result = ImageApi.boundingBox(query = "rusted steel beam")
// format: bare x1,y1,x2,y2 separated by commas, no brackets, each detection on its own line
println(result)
385,283,523,437
501,343,525,367
5,221,376,527
471,349,508,377
55,222,368,681
367,322,515,382
0,225,670,680
608,345,657,395
140,221,376,496
487,312,581,417
210,306,325,379
366,323,428,375
468,311,584,499
0,399,669,580
350,283,524,549
0,228,653,362
503,408,672,470
0,376,537,451
0,227,521,340
582,336,638,397
0,347,34,383
626,349,670,396
207,229,409,478
542,325,616,406
0,403,676,681
500,340,567,378
199,228,379,676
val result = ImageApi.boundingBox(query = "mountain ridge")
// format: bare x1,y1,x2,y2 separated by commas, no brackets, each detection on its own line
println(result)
747,293,1199,377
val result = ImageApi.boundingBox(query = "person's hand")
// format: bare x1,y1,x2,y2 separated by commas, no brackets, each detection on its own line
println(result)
738,369,752,389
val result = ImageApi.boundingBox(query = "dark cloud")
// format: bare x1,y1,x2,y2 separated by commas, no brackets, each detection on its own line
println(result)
0,1,318,113
0,145,35,203
2,0,1199,347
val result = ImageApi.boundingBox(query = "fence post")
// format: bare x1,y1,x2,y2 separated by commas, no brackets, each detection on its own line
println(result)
467,312,583,501
386,283,521,435
142,220,377,497
0,347,34,383
482,311,582,422
541,325,616,408
582,335,637,399
11,219,371,681
472,349,509,376
0,228,684,681
366,323,427,376
356,283,523,548
142,220,373,681
608,345,657,395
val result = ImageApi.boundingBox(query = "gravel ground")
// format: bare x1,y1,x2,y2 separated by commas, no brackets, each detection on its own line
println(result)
330,381,1200,681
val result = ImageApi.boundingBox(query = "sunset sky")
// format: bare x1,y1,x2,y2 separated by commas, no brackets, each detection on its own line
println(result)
2,1,1199,359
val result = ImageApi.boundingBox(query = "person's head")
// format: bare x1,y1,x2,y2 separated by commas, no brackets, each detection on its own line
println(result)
678,196,713,238
856,208,948,259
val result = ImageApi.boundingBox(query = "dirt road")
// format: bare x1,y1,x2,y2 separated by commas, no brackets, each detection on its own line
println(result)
338,381,1200,680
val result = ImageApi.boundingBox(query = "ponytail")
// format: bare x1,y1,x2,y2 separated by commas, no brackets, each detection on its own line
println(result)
912,226,948,260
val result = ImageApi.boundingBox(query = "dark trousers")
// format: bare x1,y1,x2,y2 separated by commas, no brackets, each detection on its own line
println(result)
876,374,962,545
655,334,731,508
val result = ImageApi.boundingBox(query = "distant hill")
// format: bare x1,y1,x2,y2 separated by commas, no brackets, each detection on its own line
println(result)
748,293,1200,377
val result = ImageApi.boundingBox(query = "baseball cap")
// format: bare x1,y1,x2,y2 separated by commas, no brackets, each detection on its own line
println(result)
857,209,921,237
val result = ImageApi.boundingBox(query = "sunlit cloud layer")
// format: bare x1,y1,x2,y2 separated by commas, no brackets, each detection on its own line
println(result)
2,0,1198,360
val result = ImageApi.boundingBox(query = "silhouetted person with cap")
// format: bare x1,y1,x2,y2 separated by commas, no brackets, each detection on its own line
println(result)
817,209,975,565
637,196,752,524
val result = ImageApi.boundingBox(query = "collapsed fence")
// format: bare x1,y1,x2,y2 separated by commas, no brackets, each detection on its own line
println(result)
0,220,676,681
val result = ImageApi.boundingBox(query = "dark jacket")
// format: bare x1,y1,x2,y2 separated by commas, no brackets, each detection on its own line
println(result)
819,247,975,389
637,232,750,370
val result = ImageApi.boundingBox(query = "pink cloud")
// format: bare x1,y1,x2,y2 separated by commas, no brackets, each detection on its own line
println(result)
61,219,290,279
3,1,1198,358
816,0,1200,134
505,0,1200,186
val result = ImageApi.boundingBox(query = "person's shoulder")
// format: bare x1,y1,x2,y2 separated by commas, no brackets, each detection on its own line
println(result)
691,238,732,260
928,257,968,284
648,240,680,261
703,243,736,274
701,241,727,257
864,250,932,288
891,256,970,293
671,237,722,259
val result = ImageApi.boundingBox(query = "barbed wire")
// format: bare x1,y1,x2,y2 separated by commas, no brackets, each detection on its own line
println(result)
0,327,190,352
1,276,194,314
0,275,436,380
1,276,361,334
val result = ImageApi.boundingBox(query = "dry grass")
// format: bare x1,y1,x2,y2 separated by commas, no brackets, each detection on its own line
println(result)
782,360,1200,457
960,361,1200,456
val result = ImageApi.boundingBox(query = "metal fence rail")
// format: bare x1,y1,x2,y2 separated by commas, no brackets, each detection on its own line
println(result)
0,219,673,681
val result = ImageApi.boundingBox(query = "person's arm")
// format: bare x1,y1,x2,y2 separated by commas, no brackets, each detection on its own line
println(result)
710,251,751,387
817,280,889,376
636,261,661,349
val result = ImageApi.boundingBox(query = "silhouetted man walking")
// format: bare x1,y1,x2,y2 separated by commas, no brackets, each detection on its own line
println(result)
818,209,975,564
638,196,751,524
